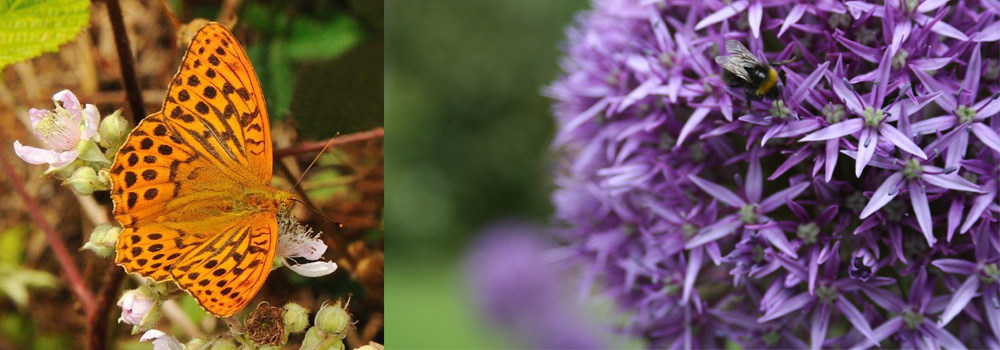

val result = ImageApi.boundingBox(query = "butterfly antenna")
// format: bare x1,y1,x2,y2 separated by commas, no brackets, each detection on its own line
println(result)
292,135,339,190
291,198,344,229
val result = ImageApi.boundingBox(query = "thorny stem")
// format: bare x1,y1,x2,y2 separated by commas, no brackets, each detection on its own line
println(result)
0,153,96,315
87,266,125,350
102,0,147,124
274,127,385,158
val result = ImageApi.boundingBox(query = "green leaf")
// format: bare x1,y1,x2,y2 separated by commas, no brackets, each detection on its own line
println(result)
285,14,364,61
290,42,384,139
0,0,91,70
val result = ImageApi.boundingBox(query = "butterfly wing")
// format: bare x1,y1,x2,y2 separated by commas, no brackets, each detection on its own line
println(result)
170,212,277,316
159,23,271,185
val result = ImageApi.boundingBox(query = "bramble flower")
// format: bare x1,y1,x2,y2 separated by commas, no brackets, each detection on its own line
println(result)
118,288,155,326
140,329,183,350
13,90,101,168
276,215,338,277
547,0,1000,348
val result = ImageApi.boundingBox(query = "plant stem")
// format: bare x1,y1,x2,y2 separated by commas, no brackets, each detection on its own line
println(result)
87,266,125,350
103,0,146,124
0,152,96,315
273,127,384,158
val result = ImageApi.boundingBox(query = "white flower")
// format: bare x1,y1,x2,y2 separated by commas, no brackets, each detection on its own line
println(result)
140,330,182,350
276,215,338,277
118,288,154,325
13,90,100,167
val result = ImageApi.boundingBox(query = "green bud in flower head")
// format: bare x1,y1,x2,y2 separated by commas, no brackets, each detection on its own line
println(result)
301,327,345,350
99,109,129,152
64,166,100,195
82,224,120,257
315,299,352,337
284,302,310,333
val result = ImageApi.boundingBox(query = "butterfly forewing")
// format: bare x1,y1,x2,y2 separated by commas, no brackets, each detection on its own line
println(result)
160,23,272,185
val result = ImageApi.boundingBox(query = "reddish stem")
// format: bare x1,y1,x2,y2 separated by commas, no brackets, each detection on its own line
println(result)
87,266,125,350
274,127,384,158
0,153,96,315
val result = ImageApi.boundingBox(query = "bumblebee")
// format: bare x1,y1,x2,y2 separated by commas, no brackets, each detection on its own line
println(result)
715,40,795,106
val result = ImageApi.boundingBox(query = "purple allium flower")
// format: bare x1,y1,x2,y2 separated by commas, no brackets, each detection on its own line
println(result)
464,221,607,349
547,0,1000,348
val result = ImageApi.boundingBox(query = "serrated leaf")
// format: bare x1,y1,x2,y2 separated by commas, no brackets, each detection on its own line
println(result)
0,0,91,70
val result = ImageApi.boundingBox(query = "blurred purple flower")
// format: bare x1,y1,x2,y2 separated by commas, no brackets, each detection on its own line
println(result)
547,0,1000,348
465,220,607,349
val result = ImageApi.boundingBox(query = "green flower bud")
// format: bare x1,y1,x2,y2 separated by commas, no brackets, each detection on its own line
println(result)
284,302,310,333
209,338,238,350
64,166,100,195
186,338,207,350
99,109,129,151
82,224,121,257
355,342,385,350
315,300,351,337
301,327,329,350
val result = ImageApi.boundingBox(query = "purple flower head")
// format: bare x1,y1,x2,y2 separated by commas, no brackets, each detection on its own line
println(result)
464,220,607,349
548,0,1000,347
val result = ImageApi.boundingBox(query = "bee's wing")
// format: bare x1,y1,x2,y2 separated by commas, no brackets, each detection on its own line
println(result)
716,55,752,83
724,39,761,67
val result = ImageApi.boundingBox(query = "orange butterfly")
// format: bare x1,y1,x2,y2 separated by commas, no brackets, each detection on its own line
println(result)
109,22,294,317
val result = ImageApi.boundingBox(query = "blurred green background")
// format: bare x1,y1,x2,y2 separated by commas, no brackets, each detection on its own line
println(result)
385,0,594,348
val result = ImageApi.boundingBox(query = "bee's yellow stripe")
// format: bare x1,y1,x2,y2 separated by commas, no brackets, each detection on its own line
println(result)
757,68,778,95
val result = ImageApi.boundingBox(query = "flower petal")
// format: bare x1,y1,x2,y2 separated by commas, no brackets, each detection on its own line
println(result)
800,119,865,142
792,62,830,103
855,127,878,177
860,171,904,219
82,104,100,141
695,0,748,30
961,182,998,233
760,181,810,213
778,4,807,37
682,247,703,304
810,306,830,350
686,215,743,249
53,89,82,121
28,108,46,127
140,330,184,350
909,181,935,246
918,320,969,350
913,13,970,41
932,259,978,275
761,226,797,259
13,141,78,167
921,167,984,193
769,146,812,180
747,0,763,38
911,115,957,134
825,139,839,182
676,105,712,149
834,295,878,345
687,174,746,208
746,148,762,203
938,275,980,327
847,316,903,350
285,260,338,277
971,122,1000,154
877,123,926,159
758,291,813,322
907,57,952,71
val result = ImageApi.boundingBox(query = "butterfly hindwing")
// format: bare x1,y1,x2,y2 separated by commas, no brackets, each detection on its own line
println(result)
160,23,271,186
170,213,277,316
115,225,200,282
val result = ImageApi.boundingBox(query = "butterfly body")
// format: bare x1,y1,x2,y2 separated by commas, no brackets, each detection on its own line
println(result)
110,23,286,317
